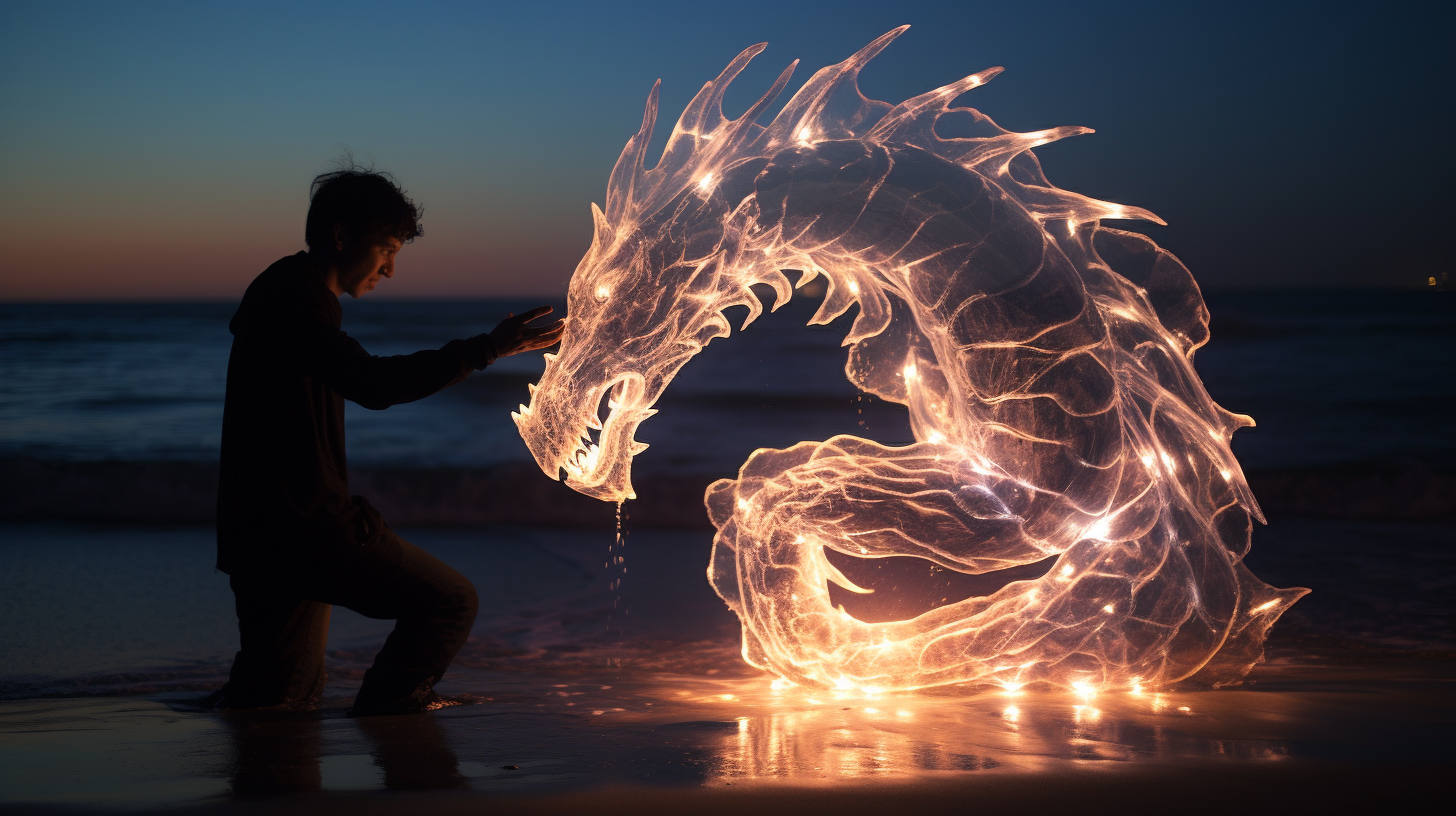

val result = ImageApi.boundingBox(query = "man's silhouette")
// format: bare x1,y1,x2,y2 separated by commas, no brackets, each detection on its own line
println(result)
214,168,563,715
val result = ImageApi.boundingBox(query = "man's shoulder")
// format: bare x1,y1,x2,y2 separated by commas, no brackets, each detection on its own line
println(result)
247,252,326,299
233,253,339,334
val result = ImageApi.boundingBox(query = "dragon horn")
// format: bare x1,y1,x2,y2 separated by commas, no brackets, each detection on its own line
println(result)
705,42,769,126
766,25,909,142
606,80,661,220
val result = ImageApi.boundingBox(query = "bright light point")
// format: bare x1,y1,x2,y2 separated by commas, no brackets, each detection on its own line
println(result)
1066,220,1076,236
1219,469,1233,481
1252,600,1280,613
1003,705,1020,722
926,430,946,444
1059,565,1074,578
737,498,750,512
1071,680,1096,699
596,285,610,299
719,694,735,701
1086,518,1111,540
798,126,813,142
902,363,917,380
1102,604,1115,613
864,707,879,714
896,709,912,718
1140,454,1155,467
848,280,860,294
698,173,715,190
1178,706,1191,712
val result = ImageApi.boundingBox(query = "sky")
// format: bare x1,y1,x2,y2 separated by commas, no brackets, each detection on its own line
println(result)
0,0,1449,300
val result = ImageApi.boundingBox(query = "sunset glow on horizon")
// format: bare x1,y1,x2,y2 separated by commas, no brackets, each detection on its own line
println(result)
1,1,1446,300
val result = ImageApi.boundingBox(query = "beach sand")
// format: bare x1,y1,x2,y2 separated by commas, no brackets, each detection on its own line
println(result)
2,517,1452,813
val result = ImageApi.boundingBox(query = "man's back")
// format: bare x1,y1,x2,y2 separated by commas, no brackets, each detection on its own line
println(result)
217,252,358,574
217,251,486,575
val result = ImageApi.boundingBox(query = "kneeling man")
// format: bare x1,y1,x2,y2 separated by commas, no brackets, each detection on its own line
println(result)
215,167,562,715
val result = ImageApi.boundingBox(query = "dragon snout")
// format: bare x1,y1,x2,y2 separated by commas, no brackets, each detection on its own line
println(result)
515,368,653,501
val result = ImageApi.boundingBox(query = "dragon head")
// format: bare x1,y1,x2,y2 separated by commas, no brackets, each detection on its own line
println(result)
514,195,788,500
514,43,805,501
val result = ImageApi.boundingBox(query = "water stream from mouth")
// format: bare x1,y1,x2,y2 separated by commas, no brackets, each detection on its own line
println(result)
607,501,630,666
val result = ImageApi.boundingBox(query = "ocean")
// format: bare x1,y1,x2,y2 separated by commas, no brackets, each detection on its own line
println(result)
3,290,1450,475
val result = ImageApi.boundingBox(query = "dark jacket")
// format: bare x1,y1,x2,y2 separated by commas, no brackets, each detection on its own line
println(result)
216,252,493,574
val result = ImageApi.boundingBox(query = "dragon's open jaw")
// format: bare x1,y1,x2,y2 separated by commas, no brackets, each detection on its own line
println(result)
515,371,655,502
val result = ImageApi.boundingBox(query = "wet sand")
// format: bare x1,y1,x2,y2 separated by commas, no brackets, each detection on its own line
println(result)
1,518,1453,813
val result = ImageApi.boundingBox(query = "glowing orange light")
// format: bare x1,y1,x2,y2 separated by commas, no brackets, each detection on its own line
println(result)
517,27,1306,693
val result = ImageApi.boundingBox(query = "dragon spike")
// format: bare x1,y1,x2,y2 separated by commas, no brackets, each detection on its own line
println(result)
867,66,1004,144
758,268,795,310
704,42,770,128
590,202,613,249
657,47,797,202
765,25,908,144
732,59,798,139
963,127,1092,175
666,43,766,150
606,80,661,220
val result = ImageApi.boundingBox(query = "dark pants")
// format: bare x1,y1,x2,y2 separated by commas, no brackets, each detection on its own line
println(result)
221,527,478,712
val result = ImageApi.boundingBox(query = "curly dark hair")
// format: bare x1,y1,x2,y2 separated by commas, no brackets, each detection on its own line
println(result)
304,165,423,253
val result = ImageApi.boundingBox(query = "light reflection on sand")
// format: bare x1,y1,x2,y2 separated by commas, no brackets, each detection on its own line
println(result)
2,523,1453,809
499,663,1299,783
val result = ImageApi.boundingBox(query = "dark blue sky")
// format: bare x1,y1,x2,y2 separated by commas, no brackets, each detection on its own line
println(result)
1,0,1449,297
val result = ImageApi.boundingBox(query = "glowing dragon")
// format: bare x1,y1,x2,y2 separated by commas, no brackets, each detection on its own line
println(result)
515,28,1307,692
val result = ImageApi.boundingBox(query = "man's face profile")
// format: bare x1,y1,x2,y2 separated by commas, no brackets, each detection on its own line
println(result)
335,235,403,299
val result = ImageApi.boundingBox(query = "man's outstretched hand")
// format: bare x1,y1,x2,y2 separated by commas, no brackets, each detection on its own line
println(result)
487,305,565,358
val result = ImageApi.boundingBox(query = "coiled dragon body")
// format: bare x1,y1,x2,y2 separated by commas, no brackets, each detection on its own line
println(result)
516,28,1305,692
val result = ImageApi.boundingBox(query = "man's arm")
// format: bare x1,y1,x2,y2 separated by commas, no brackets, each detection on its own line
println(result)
305,306,564,410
